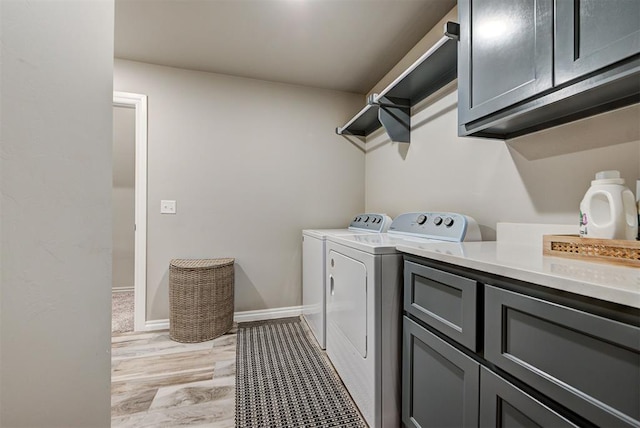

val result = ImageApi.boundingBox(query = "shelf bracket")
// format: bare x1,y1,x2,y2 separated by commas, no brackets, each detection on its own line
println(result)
367,93,411,109
444,21,460,41
369,95,410,143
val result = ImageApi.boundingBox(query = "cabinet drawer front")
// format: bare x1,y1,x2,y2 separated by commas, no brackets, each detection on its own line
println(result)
402,317,479,428
404,261,478,350
485,285,640,428
480,367,578,427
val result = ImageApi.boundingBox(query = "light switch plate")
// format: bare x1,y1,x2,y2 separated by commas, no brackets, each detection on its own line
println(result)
160,200,177,214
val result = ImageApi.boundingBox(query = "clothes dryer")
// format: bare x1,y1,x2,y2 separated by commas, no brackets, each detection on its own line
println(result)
325,212,481,428
302,213,392,349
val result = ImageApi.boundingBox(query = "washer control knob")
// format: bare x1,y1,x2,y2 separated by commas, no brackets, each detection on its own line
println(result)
364,216,370,222
444,217,454,227
434,216,443,226
416,214,427,225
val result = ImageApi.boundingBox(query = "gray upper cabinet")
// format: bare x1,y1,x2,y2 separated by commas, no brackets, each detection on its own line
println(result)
458,0,553,125
555,0,640,85
458,0,640,139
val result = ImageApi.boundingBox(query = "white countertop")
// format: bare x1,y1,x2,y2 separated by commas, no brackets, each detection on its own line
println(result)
397,241,640,309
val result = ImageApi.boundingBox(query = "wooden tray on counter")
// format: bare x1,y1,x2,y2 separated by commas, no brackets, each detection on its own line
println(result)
543,235,640,268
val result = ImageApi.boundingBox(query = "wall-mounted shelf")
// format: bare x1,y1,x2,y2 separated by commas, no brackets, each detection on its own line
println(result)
336,21,460,143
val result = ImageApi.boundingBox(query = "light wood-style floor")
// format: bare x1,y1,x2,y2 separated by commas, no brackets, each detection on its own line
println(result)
111,326,237,427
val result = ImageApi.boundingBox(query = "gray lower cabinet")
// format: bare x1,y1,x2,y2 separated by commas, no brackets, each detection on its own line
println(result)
479,367,578,428
402,257,640,428
485,285,640,428
402,316,479,428
402,316,578,428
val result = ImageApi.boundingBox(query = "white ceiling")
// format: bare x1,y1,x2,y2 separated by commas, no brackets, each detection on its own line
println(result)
114,0,456,94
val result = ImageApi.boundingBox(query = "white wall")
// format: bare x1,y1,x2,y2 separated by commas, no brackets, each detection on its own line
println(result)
113,106,136,290
365,86,640,240
0,1,113,427
114,59,364,320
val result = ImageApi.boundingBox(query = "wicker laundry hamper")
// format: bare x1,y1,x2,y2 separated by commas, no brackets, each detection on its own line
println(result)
169,258,235,343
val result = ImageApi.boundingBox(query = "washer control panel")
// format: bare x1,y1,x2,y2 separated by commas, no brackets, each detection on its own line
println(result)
388,212,481,242
348,213,392,232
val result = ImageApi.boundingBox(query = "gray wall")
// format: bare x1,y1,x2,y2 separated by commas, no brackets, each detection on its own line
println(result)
364,7,640,239
113,106,136,290
114,59,365,321
364,90,640,240
0,1,113,426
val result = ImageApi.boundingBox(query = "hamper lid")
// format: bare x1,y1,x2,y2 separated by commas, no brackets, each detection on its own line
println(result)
170,258,235,269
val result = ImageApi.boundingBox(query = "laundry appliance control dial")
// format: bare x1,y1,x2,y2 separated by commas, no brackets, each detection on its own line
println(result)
348,213,392,232
388,212,481,242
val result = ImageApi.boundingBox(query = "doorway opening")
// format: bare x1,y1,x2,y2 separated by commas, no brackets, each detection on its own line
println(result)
113,91,147,332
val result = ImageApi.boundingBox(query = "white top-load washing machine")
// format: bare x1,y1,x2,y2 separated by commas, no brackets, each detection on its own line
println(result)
302,213,392,349
325,212,481,428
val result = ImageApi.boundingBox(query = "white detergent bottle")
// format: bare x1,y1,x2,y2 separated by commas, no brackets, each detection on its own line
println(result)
579,170,638,240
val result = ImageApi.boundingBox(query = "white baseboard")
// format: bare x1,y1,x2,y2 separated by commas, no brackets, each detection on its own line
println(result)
144,319,170,331
233,305,302,323
142,305,303,332
112,287,134,293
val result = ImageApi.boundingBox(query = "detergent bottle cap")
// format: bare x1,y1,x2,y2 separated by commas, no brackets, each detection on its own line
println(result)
593,170,624,185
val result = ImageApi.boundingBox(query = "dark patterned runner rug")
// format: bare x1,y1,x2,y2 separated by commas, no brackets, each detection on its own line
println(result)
236,317,367,427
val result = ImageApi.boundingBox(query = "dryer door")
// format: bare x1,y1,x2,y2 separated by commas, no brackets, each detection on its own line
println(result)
328,250,367,357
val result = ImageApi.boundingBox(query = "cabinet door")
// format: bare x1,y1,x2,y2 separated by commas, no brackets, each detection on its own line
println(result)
485,285,640,428
402,317,479,428
479,367,579,428
555,0,640,86
458,0,553,125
